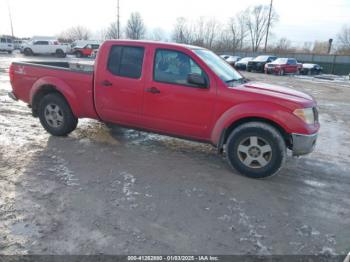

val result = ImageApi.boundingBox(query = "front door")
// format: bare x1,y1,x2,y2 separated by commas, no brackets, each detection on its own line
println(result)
94,45,146,126
142,48,215,140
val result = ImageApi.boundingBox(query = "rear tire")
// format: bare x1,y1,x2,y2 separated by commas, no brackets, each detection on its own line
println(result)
56,49,66,58
75,51,83,58
226,122,286,179
38,93,78,136
8,50,12,54
24,48,33,56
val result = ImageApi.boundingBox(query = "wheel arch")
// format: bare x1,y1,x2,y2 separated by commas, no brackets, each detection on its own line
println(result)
30,78,80,117
218,116,291,153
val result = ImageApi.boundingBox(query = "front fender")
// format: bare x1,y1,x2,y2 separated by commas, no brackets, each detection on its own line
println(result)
211,101,303,145
30,76,81,117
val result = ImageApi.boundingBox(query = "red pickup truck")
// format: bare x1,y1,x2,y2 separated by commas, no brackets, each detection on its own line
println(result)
72,44,100,58
265,58,302,75
8,40,319,178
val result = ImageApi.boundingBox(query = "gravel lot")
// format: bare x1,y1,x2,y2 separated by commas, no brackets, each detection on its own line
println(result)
0,51,349,256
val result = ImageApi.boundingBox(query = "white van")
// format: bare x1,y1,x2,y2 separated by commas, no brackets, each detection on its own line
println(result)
0,36,14,54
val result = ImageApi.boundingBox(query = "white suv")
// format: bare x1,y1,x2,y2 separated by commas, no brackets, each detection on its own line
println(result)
22,39,68,57
0,36,14,54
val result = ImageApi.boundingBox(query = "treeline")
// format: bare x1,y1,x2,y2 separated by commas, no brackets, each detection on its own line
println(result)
57,4,350,55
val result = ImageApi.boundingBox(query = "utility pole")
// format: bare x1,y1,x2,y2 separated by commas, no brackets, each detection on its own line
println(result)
264,0,273,53
117,0,120,39
7,1,14,39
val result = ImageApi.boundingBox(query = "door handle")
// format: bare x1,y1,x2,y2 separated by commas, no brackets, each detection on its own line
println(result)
101,80,113,87
145,87,160,94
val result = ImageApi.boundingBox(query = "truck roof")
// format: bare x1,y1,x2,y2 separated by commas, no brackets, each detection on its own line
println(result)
103,40,205,51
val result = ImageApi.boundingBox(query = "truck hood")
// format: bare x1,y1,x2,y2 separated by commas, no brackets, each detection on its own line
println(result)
242,81,314,102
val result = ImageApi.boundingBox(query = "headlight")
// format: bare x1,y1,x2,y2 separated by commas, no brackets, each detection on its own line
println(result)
293,108,315,124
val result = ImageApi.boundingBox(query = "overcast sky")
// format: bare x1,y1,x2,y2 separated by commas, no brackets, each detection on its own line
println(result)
0,0,349,45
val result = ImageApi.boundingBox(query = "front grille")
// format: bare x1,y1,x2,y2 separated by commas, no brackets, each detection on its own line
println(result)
313,107,319,123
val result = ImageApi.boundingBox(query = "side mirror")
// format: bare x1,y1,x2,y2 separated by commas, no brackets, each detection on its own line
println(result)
187,73,207,88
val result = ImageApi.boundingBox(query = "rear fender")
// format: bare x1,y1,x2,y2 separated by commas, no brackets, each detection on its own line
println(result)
30,76,81,117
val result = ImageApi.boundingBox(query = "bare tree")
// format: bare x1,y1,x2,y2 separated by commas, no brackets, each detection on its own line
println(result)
59,26,91,42
126,12,146,40
106,22,121,39
245,5,278,52
172,17,193,44
227,15,248,50
190,17,220,48
300,42,313,53
203,18,220,48
312,41,329,54
273,38,293,53
149,28,167,41
337,25,350,53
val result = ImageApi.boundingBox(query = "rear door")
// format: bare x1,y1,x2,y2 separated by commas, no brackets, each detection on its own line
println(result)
94,44,146,126
142,48,216,140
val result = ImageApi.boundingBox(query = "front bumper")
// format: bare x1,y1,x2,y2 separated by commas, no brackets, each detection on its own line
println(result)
8,92,18,101
291,133,318,156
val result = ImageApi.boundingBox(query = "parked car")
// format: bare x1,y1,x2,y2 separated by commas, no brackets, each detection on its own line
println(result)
235,57,254,70
90,49,99,58
72,44,100,58
265,58,302,75
300,64,323,75
221,55,241,66
0,36,14,54
22,39,68,57
247,55,277,73
8,40,319,179
71,40,100,49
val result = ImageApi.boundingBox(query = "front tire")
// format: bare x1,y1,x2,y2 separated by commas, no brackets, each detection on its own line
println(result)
38,94,78,136
226,122,286,178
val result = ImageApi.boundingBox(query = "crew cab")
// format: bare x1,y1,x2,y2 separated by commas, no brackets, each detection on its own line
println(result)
72,44,100,58
22,39,68,57
8,40,320,178
247,55,277,73
265,58,302,75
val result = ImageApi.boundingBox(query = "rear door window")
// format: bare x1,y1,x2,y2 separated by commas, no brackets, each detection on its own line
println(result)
107,46,145,79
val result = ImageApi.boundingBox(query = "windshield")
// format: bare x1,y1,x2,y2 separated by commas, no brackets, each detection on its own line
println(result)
271,58,288,64
194,49,243,83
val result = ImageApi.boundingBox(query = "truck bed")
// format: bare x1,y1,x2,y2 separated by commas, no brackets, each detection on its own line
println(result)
11,60,98,119
15,60,95,72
